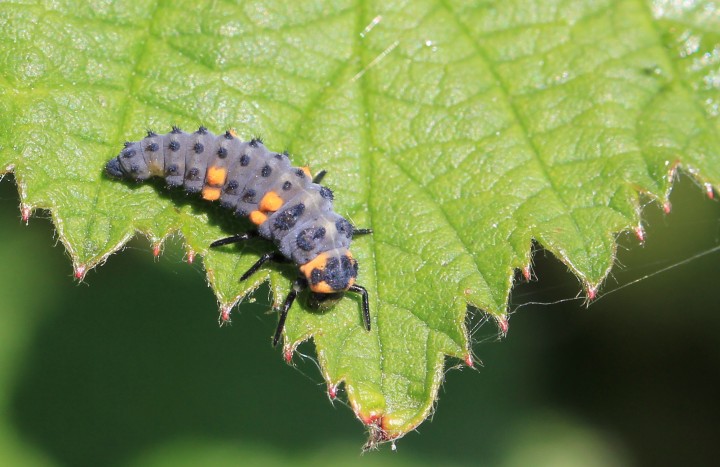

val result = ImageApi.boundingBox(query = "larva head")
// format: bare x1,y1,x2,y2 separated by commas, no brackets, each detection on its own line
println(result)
299,250,358,294
105,143,151,181
307,290,345,311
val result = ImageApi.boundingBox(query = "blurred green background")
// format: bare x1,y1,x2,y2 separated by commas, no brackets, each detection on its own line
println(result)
1,173,719,467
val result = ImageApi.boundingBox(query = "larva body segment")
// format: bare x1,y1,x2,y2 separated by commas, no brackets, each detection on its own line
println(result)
105,127,360,298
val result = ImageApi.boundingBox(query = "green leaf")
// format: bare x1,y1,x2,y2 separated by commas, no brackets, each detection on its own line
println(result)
1,0,719,445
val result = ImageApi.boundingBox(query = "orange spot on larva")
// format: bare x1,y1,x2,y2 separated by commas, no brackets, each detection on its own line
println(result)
310,280,335,294
249,210,268,225
299,253,328,275
259,191,283,212
206,166,227,186
299,254,330,291
301,165,312,178
201,186,222,201
299,252,348,293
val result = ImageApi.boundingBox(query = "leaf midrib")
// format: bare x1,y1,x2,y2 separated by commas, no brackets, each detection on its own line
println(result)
354,0,386,408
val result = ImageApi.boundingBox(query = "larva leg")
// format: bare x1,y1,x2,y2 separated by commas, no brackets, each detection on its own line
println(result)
273,278,308,346
210,230,258,247
352,228,373,237
239,252,289,281
348,284,371,331
312,170,327,184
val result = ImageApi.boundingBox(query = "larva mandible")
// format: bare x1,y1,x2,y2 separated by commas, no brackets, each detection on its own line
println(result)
105,126,371,345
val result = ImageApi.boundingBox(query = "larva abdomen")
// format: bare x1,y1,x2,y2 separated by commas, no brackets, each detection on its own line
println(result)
106,127,353,269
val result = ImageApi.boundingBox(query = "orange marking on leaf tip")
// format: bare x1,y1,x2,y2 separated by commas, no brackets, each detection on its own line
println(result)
464,354,474,368
219,306,232,324
586,286,598,301
74,265,86,280
522,265,532,281
20,205,31,223
153,244,161,257
328,384,338,400
186,251,195,264
497,316,509,334
359,413,393,449
705,183,714,200
359,411,382,426
663,201,672,214
284,348,293,363
635,225,645,243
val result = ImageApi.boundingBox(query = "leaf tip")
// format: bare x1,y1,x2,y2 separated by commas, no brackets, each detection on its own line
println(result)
218,305,232,325
74,264,86,280
282,344,296,364
360,413,407,452
152,242,163,258
585,284,598,302
328,383,338,400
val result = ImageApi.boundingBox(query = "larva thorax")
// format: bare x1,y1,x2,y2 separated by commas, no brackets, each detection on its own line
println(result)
105,127,359,294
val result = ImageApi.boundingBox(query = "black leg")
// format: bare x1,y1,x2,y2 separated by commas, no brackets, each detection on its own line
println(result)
352,228,373,237
348,284,371,331
240,252,288,281
273,278,307,346
312,170,327,184
210,230,258,247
